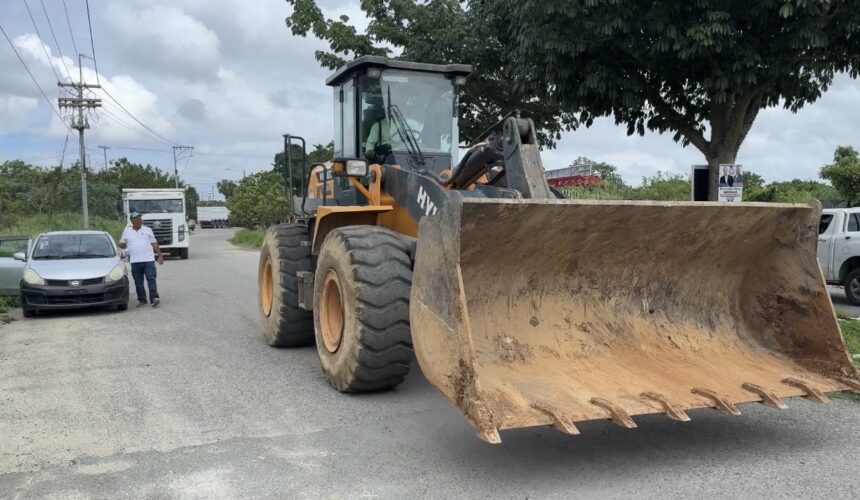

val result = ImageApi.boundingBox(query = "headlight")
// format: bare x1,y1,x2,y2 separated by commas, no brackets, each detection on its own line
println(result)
23,269,45,285
106,265,125,282
178,225,186,242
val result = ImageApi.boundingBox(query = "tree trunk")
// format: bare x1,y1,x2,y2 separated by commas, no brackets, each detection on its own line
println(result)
707,151,737,201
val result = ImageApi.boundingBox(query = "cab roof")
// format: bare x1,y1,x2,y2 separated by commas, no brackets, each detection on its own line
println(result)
325,56,472,87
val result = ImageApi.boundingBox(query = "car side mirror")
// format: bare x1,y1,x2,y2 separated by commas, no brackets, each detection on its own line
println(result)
12,252,26,261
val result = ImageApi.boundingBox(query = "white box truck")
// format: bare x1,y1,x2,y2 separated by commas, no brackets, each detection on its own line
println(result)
121,188,190,259
197,206,230,228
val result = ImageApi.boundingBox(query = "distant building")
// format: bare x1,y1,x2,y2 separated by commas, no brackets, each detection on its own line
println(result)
544,163,602,188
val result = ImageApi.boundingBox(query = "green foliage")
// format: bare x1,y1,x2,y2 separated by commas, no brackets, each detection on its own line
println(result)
561,157,630,200
746,179,839,203
0,158,186,225
284,1,577,146
274,142,334,194
505,0,860,195
840,320,860,366
0,212,127,241
230,228,265,249
630,172,691,201
820,146,860,206
226,171,292,228
217,179,238,201
0,295,21,313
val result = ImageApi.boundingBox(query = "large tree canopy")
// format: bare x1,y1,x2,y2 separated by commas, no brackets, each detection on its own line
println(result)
284,0,577,146
506,0,860,199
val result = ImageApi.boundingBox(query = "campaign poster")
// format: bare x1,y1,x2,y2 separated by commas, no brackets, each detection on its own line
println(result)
718,164,743,202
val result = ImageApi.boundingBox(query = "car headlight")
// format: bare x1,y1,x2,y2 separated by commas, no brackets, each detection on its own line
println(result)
23,269,45,285
106,265,125,282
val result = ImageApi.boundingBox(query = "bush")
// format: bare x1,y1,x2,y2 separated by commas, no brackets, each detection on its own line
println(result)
0,212,127,241
230,229,265,249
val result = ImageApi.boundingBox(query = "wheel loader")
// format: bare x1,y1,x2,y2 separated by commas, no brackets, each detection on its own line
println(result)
258,56,860,443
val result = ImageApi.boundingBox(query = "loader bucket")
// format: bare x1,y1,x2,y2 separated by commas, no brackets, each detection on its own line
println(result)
410,197,859,443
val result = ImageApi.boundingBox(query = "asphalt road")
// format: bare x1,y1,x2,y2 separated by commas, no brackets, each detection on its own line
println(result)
1,229,859,499
829,286,860,318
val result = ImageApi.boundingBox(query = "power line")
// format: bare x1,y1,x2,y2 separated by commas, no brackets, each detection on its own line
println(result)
37,0,73,82
99,105,173,145
61,0,79,57
0,23,71,132
84,0,99,85
98,86,179,146
22,0,61,83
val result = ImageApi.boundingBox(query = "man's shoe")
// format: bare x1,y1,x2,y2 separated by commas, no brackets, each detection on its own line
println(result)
137,302,147,308
152,298,160,307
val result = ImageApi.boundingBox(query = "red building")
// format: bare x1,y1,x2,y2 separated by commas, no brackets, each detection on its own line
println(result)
544,164,602,188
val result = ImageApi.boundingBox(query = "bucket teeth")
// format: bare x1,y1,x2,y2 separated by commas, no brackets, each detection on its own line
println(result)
476,427,501,444
782,378,830,403
741,383,788,409
691,388,742,415
590,397,637,428
837,377,860,393
531,403,581,435
641,392,691,422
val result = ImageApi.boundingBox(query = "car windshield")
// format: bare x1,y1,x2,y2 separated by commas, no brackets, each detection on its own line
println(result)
129,199,184,214
32,234,116,259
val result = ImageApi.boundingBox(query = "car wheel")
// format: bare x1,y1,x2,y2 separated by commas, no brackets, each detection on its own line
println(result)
845,268,860,305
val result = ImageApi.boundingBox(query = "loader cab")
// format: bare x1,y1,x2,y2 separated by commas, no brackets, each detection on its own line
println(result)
326,56,472,173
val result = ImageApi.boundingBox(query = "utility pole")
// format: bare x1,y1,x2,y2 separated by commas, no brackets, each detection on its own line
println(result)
98,145,111,169
58,54,101,229
172,145,194,188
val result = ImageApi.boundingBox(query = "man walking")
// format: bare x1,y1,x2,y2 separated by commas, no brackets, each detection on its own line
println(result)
119,211,164,307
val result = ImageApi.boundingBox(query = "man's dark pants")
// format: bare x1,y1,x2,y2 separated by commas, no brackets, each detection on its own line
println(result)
130,261,159,304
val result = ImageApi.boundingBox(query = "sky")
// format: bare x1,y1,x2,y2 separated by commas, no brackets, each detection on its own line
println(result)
1,0,859,199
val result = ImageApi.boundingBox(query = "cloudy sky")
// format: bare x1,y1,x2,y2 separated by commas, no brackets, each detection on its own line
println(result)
2,0,859,198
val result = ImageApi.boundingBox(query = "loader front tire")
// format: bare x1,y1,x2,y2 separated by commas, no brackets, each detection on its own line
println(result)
314,226,414,392
259,223,314,347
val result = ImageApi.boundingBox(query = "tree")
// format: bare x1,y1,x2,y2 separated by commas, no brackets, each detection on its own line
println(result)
749,179,839,203
217,179,238,201
820,146,860,206
505,1,860,199
561,156,630,199
284,0,577,146
273,141,334,194
226,171,292,228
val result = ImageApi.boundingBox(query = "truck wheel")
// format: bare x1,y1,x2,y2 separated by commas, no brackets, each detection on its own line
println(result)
845,268,860,305
259,223,314,347
314,226,414,392
178,248,189,260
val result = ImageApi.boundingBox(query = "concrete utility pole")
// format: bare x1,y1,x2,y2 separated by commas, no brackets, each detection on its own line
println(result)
58,54,101,229
98,145,110,169
172,145,194,188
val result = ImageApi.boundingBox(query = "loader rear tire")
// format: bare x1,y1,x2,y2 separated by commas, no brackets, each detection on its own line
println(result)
259,223,314,347
314,226,414,392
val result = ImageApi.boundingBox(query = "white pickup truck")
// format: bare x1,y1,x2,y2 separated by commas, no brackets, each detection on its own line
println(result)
818,208,860,304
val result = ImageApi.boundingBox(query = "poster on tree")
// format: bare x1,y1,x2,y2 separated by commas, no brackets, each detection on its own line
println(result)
718,164,744,202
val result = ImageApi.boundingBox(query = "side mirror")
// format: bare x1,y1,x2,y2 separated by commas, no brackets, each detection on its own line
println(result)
331,158,368,178
12,252,26,261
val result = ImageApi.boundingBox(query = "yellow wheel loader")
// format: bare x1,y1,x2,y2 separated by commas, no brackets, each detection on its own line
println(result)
259,56,860,443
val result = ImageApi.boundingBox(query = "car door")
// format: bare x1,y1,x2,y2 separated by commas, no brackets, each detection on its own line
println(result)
817,212,837,280
0,236,31,295
833,212,860,280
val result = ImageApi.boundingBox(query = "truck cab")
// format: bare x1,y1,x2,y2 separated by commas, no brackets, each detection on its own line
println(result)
121,188,190,260
817,208,860,304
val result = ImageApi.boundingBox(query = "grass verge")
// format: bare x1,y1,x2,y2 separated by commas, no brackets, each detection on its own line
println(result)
230,228,265,249
834,319,860,401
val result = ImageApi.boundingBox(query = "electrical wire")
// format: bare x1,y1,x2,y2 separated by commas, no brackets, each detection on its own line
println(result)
61,0,79,57
98,86,179,145
37,0,73,81
22,0,62,83
0,23,71,132
84,0,99,85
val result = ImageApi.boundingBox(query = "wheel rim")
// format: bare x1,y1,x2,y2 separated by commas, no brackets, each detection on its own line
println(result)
851,277,860,298
320,269,344,353
261,256,274,317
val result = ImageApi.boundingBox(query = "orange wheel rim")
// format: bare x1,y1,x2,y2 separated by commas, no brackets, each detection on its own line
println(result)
320,269,344,353
261,257,274,317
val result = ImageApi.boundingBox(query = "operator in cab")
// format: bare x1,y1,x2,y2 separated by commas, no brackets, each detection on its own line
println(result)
363,95,404,164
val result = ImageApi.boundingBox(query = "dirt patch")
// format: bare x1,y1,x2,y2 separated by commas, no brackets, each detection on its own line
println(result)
493,335,533,362
450,359,497,439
